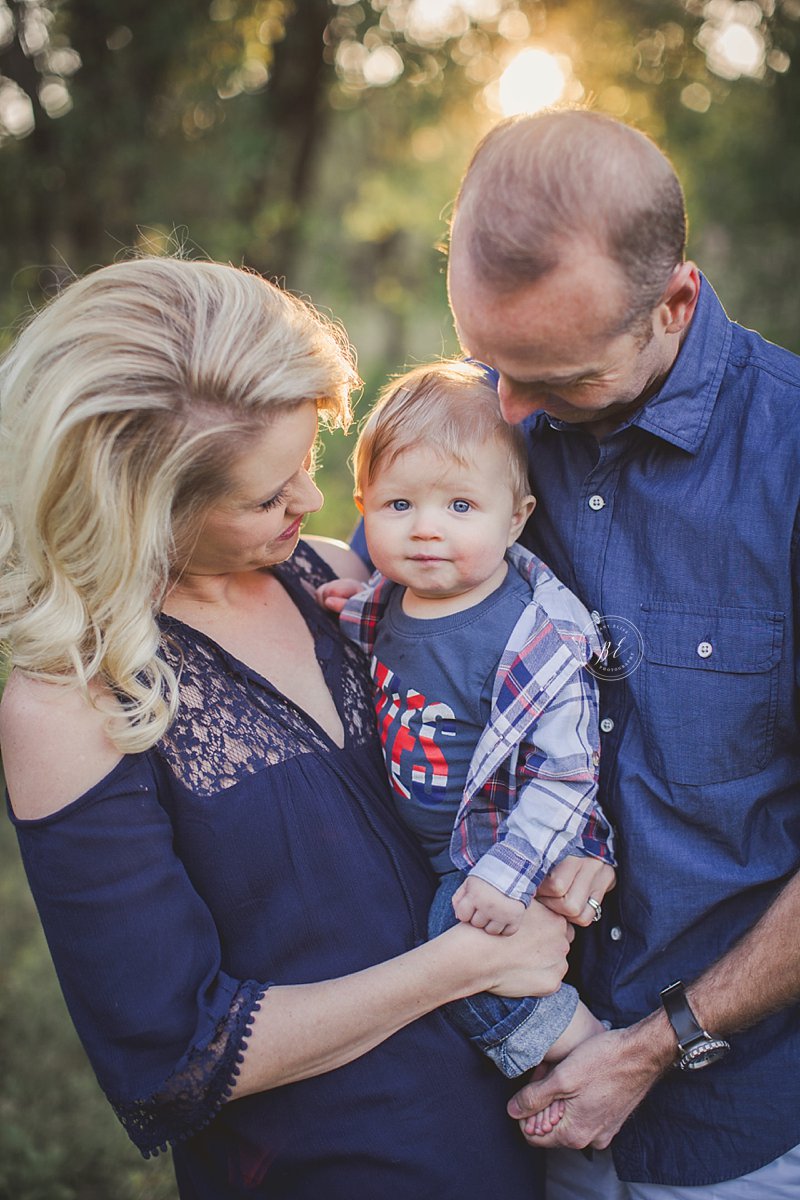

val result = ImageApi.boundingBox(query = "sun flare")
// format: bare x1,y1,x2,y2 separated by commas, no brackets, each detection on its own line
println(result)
497,48,569,115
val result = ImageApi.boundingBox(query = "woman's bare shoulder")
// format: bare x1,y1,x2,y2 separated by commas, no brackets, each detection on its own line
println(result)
0,670,123,820
303,535,370,583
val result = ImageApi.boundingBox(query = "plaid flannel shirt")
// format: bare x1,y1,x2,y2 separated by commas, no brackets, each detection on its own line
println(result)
340,543,615,904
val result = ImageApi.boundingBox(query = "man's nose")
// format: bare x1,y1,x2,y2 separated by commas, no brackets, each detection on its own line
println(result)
497,375,543,424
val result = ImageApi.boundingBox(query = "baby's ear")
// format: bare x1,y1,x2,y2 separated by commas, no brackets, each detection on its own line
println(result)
508,494,536,545
354,494,364,514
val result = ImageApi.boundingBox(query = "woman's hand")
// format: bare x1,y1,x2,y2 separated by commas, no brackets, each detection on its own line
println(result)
230,897,573,1098
537,855,616,927
443,896,573,1000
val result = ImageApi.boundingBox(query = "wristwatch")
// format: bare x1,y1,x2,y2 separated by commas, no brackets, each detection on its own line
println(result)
660,981,730,1071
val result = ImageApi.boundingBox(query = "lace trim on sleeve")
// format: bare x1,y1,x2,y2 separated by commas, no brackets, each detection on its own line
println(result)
111,979,269,1159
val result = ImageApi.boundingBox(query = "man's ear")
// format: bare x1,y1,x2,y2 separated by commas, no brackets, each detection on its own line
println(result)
508,495,536,546
660,262,700,334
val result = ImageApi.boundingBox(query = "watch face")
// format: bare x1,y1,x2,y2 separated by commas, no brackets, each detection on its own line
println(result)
679,1039,730,1071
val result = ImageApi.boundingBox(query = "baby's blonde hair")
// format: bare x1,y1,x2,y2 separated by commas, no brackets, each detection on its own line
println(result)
353,360,530,504
0,256,359,752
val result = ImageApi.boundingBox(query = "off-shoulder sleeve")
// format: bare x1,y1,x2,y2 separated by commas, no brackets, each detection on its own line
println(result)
9,753,267,1157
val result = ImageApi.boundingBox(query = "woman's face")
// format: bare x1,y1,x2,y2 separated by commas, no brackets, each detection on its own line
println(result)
184,402,323,576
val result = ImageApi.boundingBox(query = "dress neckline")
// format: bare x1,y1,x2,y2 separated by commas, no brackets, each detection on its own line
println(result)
159,559,349,753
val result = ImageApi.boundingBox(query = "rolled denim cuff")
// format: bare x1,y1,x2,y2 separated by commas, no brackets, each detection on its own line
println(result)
477,983,580,1077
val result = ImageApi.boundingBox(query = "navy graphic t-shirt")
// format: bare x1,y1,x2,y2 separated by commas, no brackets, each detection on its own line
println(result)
371,566,531,873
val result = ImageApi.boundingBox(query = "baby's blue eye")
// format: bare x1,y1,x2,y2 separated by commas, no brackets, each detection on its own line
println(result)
451,499,471,513
390,499,411,511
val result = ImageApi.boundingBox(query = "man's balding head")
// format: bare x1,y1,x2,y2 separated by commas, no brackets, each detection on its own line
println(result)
450,109,687,333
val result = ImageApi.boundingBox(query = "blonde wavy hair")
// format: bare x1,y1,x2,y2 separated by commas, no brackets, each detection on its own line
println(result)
0,256,358,752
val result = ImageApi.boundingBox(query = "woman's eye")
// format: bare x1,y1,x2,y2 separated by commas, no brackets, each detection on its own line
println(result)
259,487,288,511
451,499,471,513
390,499,411,511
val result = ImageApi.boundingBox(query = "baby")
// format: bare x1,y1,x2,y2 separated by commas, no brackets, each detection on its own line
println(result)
319,361,615,1116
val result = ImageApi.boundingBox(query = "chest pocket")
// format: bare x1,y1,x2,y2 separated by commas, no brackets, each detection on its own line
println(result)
639,603,783,786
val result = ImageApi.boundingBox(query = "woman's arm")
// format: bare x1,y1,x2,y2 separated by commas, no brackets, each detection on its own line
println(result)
230,902,573,1098
2,671,572,1122
0,670,123,817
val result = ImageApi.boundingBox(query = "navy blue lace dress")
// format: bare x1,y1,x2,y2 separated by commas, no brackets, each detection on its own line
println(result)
10,542,542,1199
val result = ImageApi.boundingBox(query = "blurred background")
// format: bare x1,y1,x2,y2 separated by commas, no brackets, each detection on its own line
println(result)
1,1,798,1195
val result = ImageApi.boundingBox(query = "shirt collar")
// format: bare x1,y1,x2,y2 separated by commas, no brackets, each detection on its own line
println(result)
536,274,733,454
632,274,733,453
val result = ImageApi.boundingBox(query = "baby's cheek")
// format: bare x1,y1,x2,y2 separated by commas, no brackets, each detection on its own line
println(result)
460,543,502,577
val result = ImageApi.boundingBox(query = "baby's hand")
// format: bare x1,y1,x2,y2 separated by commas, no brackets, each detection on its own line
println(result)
316,578,364,614
452,876,525,936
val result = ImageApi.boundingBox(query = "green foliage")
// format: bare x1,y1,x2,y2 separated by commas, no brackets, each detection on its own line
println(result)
2,0,799,377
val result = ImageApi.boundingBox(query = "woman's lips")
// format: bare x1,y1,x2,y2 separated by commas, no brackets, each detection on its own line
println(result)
278,516,303,541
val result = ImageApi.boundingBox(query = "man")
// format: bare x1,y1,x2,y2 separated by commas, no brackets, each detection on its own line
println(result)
446,109,800,1197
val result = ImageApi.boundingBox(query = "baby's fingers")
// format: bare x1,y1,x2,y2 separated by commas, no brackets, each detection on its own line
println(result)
315,579,364,612
451,884,477,924
320,593,348,613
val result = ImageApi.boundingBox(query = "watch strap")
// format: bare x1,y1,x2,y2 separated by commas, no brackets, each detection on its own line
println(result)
660,980,704,1049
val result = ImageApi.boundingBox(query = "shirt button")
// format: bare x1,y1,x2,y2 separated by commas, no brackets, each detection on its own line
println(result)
591,751,600,766
600,717,614,733
697,641,713,658
588,494,605,511
610,925,623,941
591,610,601,624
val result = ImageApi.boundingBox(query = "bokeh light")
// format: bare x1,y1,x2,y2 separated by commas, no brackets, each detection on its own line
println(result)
696,0,767,80
494,48,570,115
0,78,34,138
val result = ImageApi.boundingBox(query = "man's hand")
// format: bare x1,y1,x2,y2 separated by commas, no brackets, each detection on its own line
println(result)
452,874,526,936
506,1016,674,1148
537,855,616,926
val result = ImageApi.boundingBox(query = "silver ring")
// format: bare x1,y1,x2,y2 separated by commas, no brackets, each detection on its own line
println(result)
587,896,602,922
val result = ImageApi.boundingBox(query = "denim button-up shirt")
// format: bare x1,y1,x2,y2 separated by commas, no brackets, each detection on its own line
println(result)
520,276,800,1185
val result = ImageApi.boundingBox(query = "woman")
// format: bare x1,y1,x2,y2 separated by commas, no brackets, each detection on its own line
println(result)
0,258,574,1199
